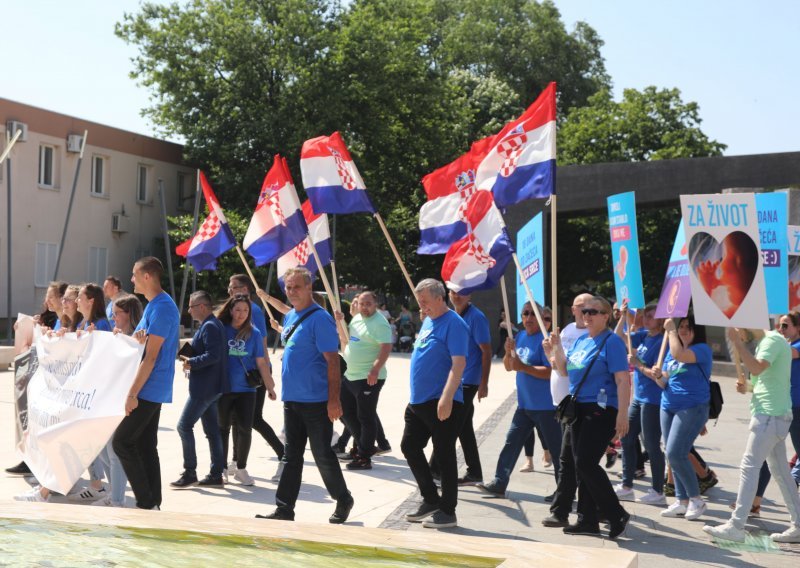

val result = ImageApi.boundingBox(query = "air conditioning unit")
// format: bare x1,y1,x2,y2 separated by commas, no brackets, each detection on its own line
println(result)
66,134,83,153
111,213,129,233
6,121,28,142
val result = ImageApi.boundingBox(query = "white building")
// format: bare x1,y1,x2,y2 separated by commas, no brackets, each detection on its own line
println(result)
0,98,193,319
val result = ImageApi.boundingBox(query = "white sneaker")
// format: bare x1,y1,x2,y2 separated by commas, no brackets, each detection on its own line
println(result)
685,498,707,520
91,495,123,507
703,521,746,542
271,461,285,482
771,525,800,543
660,501,687,517
614,484,635,501
637,488,667,505
14,486,49,503
68,486,106,502
234,468,255,486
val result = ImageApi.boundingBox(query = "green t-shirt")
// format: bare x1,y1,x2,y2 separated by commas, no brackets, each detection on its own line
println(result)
750,331,792,416
344,312,392,381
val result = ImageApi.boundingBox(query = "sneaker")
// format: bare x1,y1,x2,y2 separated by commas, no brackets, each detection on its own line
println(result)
329,493,354,524
771,525,800,543
703,521,746,542
634,469,646,479
5,461,32,476
608,511,631,540
637,489,666,505
91,495,123,507
614,484,635,501
338,447,358,462
346,456,372,470
660,501,687,517
457,473,482,486
256,508,294,521
375,442,392,455
476,481,505,497
197,474,224,488
663,482,675,497
224,461,237,483
234,468,255,486
685,498,707,520
698,471,718,494
170,471,198,489
563,522,601,536
68,486,107,501
14,486,49,503
519,462,534,473
271,461,285,482
405,501,440,522
605,451,618,469
422,511,457,529
541,514,569,527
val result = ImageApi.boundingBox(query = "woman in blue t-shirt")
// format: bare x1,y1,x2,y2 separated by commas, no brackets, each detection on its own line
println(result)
654,315,712,521
217,295,276,486
544,296,631,539
76,283,112,332
55,285,83,333
778,312,800,484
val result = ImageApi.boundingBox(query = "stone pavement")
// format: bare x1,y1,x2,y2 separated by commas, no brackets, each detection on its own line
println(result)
3,350,800,566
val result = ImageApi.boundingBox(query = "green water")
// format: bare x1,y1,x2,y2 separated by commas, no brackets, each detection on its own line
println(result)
0,518,501,567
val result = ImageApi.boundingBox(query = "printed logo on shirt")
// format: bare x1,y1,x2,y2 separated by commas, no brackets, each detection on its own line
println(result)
567,349,589,371
516,346,532,365
664,358,686,377
414,328,432,349
349,336,360,342
228,338,247,357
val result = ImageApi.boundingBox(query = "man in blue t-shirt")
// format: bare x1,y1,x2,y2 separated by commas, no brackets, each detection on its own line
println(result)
401,278,469,530
255,267,353,524
113,257,179,510
103,275,123,327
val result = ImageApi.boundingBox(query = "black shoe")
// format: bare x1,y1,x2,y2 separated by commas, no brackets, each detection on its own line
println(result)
698,471,718,494
375,442,392,455
563,522,601,536
405,501,440,522
608,511,631,540
542,514,569,527
256,508,294,521
458,473,482,486
476,481,505,496
197,474,224,488
422,510,457,529
5,461,31,476
346,456,372,470
329,493,354,524
605,451,618,469
170,471,198,489
544,492,556,503
338,447,358,462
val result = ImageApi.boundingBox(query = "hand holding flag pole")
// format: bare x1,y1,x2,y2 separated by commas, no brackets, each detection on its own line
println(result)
656,331,669,369
304,235,349,346
499,276,516,358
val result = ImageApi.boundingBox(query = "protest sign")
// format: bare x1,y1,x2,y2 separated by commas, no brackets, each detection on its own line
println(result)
14,313,35,355
607,191,645,308
788,225,800,312
14,347,37,448
19,331,143,495
516,212,545,317
755,193,788,315
680,193,769,329
655,220,691,319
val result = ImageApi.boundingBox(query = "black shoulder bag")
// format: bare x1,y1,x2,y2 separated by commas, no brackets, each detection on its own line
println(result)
698,363,723,422
238,355,263,389
555,331,612,426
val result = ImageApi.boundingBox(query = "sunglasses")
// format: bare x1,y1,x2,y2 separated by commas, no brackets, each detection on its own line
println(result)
582,308,606,316
779,323,790,330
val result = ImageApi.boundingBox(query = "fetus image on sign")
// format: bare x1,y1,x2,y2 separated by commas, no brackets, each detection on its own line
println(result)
616,245,628,281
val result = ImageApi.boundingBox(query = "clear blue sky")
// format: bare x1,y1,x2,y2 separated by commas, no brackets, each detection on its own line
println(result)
4,1,797,157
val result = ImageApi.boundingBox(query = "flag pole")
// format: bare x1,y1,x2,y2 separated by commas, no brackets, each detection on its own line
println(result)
330,214,341,307
550,193,558,330
656,332,669,369
235,245,275,321
306,236,349,346
373,212,417,299
179,170,202,313
499,276,516,358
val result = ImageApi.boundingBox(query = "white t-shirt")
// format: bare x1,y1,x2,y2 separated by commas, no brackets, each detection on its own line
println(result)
550,322,589,404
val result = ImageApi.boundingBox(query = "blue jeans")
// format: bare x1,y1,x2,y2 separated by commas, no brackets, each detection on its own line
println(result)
791,406,800,485
622,400,664,493
661,403,708,500
492,408,562,489
176,393,224,477
98,439,127,505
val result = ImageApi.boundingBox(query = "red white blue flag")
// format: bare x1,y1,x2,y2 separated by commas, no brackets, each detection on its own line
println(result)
277,200,332,285
175,172,236,271
300,132,376,214
243,155,308,266
475,82,556,208
441,191,514,295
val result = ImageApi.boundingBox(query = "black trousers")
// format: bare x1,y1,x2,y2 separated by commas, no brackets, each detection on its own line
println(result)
232,385,284,461
550,403,626,525
219,391,256,469
112,399,162,509
339,378,384,457
401,399,464,516
430,384,482,478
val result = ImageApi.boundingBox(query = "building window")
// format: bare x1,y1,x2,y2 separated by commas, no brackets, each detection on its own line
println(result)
91,155,107,196
177,171,194,211
34,242,59,288
38,145,55,187
88,247,108,285
137,164,149,203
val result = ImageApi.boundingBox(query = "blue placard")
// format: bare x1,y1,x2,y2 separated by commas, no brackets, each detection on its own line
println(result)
607,191,645,309
756,192,788,314
516,212,545,319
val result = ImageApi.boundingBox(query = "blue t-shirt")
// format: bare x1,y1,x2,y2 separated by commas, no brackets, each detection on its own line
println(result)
81,318,112,332
514,330,553,411
459,304,491,386
661,343,712,411
281,305,338,403
567,331,628,408
105,301,115,327
410,310,469,405
226,325,264,393
135,292,180,404
53,319,62,332
791,339,800,407
251,301,268,338
631,330,664,405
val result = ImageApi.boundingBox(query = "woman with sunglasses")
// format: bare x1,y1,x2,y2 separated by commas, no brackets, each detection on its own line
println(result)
544,296,631,539
653,315,711,521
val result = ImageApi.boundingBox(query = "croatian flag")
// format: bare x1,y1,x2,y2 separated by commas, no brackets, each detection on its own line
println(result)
175,172,236,271
475,82,556,208
243,155,308,266
300,132,376,214
441,191,514,295
418,137,494,255
277,200,333,285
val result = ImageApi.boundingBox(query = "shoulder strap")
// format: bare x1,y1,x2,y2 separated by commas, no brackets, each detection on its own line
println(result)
283,306,323,344
572,331,613,399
